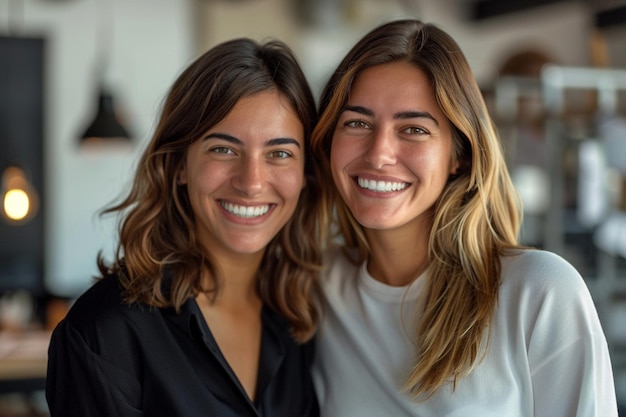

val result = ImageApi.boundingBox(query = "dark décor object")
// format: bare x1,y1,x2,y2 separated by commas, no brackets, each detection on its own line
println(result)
467,0,571,21
595,5,626,28
80,87,131,144
0,36,45,296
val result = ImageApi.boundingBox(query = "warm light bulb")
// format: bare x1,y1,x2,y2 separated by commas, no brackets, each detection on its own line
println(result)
4,189,30,221
1,166,39,224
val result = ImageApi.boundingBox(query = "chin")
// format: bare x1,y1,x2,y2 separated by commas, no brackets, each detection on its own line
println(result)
349,209,397,230
352,217,396,231
230,245,268,255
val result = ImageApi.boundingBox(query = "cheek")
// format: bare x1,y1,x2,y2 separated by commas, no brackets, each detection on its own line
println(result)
329,153,342,187
401,148,448,180
186,164,227,206
277,167,306,201
189,166,217,191
434,147,458,182
330,138,350,177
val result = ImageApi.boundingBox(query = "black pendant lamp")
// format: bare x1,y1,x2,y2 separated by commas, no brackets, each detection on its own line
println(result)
79,0,131,147
80,86,131,144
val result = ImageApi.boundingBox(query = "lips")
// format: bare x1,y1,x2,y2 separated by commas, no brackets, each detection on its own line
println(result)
219,201,271,218
356,176,409,192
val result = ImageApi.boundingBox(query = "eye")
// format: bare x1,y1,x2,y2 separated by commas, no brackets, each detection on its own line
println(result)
402,126,429,135
345,120,370,129
268,150,292,159
210,146,235,155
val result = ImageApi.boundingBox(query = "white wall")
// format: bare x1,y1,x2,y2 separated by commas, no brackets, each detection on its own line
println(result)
0,0,196,296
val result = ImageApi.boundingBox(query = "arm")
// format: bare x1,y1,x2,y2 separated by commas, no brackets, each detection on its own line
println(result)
531,334,616,417
46,319,143,417
525,252,618,417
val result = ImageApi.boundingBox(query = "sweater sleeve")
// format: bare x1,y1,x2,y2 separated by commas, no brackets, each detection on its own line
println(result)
522,251,618,417
531,334,616,417
46,319,143,417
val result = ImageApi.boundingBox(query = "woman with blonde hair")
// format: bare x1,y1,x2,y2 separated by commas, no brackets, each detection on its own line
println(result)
311,19,617,416
46,38,322,417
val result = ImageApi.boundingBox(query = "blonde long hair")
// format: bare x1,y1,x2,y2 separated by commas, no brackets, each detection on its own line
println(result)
311,19,523,395
98,38,324,342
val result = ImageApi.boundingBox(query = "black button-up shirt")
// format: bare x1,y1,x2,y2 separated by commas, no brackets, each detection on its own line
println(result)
46,275,319,417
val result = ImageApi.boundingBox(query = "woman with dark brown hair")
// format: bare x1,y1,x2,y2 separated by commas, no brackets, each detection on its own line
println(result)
311,19,617,416
46,38,322,417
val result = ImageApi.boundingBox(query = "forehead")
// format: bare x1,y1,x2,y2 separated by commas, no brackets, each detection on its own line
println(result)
222,90,295,120
207,90,304,144
348,61,441,115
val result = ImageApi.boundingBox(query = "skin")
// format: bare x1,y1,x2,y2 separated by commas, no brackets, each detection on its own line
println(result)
179,89,306,400
180,89,306,269
330,61,459,286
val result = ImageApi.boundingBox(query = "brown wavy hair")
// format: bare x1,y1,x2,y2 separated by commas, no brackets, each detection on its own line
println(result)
98,38,323,342
311,19,523,395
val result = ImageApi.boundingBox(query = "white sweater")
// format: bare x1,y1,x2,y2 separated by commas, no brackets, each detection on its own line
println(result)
312,249,618,417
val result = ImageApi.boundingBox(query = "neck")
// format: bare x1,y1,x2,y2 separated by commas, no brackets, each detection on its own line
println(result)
364,221,430,287
206,251,264,306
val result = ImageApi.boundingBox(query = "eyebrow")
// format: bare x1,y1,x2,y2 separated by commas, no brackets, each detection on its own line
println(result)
343,105,439,126
204,133,301,148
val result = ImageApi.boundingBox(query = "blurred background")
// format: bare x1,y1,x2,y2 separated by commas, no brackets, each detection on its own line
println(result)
0,0,625,415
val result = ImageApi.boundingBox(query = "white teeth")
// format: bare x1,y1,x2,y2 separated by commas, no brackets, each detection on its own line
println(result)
221,201,270,218
357,177,408,192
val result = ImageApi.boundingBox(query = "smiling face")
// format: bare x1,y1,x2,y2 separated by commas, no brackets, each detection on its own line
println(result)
180,90,305,259
330,61,459,236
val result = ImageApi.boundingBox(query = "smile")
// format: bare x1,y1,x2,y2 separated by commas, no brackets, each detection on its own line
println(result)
357,177,409,192
220,201,271,218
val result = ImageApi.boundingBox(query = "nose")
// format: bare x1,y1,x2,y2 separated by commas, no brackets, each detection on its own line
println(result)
364,127,396,169
232,157,265,196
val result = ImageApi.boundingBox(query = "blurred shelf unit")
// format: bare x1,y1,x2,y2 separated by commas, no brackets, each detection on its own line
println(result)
496,65,626,355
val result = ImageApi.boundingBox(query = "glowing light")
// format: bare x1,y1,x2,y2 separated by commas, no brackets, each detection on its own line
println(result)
1,166,38,224
4,189,30,221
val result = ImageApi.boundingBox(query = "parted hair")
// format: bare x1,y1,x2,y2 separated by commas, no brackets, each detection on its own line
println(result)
98,38,323,342
311,19,523,395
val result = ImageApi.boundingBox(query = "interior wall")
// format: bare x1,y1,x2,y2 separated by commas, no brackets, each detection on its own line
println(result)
198,0,595,96
0,0,196,297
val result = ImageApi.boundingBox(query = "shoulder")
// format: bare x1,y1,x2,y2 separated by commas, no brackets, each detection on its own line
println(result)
47,275,153,401
500,249,584,292
497,252,612,389
502,248,578,273
65,274,128,319
61,274,153,339
498,249,597,323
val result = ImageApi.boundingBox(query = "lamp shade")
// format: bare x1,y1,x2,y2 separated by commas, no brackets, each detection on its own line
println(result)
80,88,131,142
